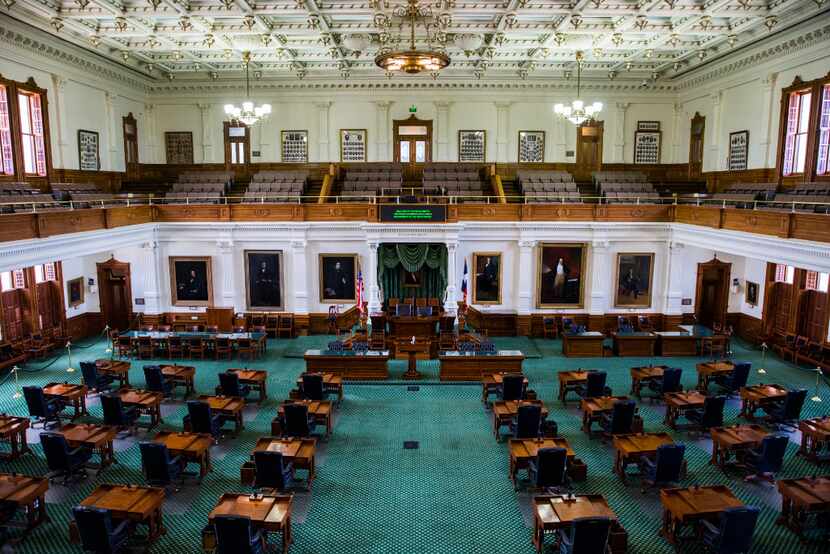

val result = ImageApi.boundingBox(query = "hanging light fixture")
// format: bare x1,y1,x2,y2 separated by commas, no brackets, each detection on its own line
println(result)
374,0,450,75
554,51,603,126
224,52,272,126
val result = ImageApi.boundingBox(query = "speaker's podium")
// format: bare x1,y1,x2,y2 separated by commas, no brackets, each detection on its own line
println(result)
388,304,440,360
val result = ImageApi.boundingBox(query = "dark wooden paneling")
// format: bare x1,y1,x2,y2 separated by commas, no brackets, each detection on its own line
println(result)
304,204,376,222
37,209,107,238
66,312,104,341
231,204,304,221
520,204,597,221
789,214,830,243
465,307,517,336
674,205,722,228
105,205,154,228
154,204,231,222
726,312,762,344
0,214,38,242
52,169,123,193
721,209,790,238
704,168,776,193
595,204,672,222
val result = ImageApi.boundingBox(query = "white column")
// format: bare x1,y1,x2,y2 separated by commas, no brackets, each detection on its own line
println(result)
374,101,392,161
198,104,212,162
315,101,331,162
516,240,536,314
50,74,67,169
217,238,236,308
759,73,777,168
143,104,158,164
366,241,382,313
670,103,683,163
495,101,511,162
435,101,451,161
444,241,458,315
614,102,629,163
104,92,119,169
291,240,309,314
707,91,723,171
588,241,610,315
663,241,685,315
141,241,161,314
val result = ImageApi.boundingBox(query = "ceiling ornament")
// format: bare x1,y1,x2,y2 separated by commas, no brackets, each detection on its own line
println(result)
374,0,450,75
114,17,128,32
179,17,193,32
343,34,371,56
224,51,272,125
50,18,63,32
148,0,163,9
75,0,90,9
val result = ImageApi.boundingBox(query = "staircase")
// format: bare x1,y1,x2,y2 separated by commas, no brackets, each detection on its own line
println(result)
305,178,324,202
227,180,248,200
499,178,522,203
577,181,599,202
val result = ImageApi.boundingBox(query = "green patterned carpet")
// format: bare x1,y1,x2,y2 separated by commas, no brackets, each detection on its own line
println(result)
0,335,828,553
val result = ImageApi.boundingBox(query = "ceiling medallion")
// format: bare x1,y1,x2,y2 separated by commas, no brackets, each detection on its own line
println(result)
554,51,603,126
374,0,450,75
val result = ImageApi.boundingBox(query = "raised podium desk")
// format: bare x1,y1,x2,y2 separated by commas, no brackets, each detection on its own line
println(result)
562,331,605,357
655,325,713,356
439,350,524,381
304,349,390,380
612,332,657,357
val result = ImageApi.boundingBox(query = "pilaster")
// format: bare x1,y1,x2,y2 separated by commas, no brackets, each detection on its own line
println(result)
495,101,511,163
366,241,382,313
374,101,392,162
435,101,451,161
50,74,68,169
614,102,629,163
444,241,458,315
516,239,536,315
291,239,309,314
198,104,213,163
315,101,332,162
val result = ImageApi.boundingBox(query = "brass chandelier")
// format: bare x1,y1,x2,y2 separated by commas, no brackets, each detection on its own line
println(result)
374,0,450,75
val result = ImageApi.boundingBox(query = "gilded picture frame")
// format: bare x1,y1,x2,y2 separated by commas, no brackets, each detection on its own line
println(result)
536,243,587,308
614,253,655,308
472,252,502,305
169,256,213,307
319,253,358,303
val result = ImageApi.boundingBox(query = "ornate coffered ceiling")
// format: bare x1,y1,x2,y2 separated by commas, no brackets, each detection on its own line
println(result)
1,0,827,84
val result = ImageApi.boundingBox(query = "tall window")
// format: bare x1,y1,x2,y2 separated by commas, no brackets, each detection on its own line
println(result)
783,90,812,176
805,270,830,292
774,264,795,284
1,269,25,291
817,84,830,176
0,85,13,176
34,262,55,283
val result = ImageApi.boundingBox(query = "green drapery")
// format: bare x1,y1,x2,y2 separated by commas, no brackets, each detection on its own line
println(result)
378,243,448,303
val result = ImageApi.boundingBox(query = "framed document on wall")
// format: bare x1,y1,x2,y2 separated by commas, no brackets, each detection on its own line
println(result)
472,252,501,304
634,130,661,164
78,130,100,171
319,254,357,303
245,250,284,311
165,132,194,164
340,129,367,162
614,253,654,308
281,130,308,163
458,130,486,162
518,130,545,163
728,130,749,171
537,243,586,308
169,257,213,307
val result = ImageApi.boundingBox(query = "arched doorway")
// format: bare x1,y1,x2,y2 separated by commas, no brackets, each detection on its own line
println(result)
97,258,132,332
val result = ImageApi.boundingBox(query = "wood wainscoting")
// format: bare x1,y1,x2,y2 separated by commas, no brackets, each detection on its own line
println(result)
726,312,763,345
704,168,777,193
65,312,104,341
51,169,124,193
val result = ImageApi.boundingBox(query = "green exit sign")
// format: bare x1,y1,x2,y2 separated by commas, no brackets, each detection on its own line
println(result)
379,205,447,222
409,105,417,113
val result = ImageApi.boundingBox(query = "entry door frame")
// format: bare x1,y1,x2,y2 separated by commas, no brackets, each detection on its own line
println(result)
122,113,139,181
96,257,132,331
694,257,731,329
689,112,705,179
393,114,433,166
576,119,604,174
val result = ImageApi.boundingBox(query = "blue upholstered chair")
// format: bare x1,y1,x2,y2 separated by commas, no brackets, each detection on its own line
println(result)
101,393,139,433
40,432,92,484
143,365,173,397
511,404,543,440
599,400,636,437
574,371,611,400
326,340,345,352
282,403,316,438
479,340,496,354
712,362,751,395
527,447,569,493
217,372,251,400
351,341,369,353
686,395,726,433
646,368,683,400
213,514,265,554
762,389,807,429
139,442,184,489
301,373,325,401
72,506,132,554
185,400,223,440
253,451,295,492
561,318,574,333
737,434,789,481
500,374,526,401
23,386,65,428
557,516,612,554
639,443,685,493
80,361,116,393
700,506,759,554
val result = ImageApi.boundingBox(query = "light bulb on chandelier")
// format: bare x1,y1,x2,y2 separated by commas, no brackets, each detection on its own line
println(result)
224,52,272,126
553,51,603,126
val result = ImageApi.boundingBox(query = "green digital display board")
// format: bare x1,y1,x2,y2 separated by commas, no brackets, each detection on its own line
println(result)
379,205,447,223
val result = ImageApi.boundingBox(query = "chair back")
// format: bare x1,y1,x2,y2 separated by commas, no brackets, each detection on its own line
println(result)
661,368,683,393
609,400,636,434
143,365,168,394
501,374,525,401
726,362,751,390
715,506,760,553
214,514,257,554
326,341,344,352
534,447,567,488
654,444,685,483
72,506,115,552
302,374,324,400
352,341,369,353
757,434,788,474
253,451,290,491
417,306,433,317
139,442,173,485
479,340,496,354
781,389,807,420
565,516,612,554
702,396,726,428
458,341,476,353
169,336,182,348
40,432,71,471
186,401,214,434
218,372,243,396
101,393,128,426
585,371,608,398
80,362,101,389
23,386,48,417
396,304,412,316
562,317,574,332
515,404,542,439
283,403,311,437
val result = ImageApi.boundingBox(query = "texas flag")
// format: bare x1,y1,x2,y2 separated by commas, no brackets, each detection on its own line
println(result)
356,265,365,314
461,259,468,305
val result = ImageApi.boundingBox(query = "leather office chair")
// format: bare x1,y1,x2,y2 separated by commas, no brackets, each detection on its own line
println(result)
352,341,369,353
639,443,685,493
511,404,544,440
217,372,251,400
686,395,726,433
144,365,173,397
72,506,132,554
213,514,265,554
253,451,295,492
40,432,92,483
557,516,612,554
762,389,807,429
185,400,223,440
23,385,65,428
80,361,116,393
116,336,134,358
301,374,325,401
139,442,184,489
700,506,759,554
617,316,634,333
527,447,569,493
645,368,683,401
396,304,412,317
737,434,789,481
101,393,140,433
712,362,751,396
282,403,316,438
599,400,637,437
500,374,526,401
574,371,611,399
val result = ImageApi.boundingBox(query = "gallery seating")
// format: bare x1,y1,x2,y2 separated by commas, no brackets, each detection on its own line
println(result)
340,164,403,199
244,170,308,202
422,163,490,200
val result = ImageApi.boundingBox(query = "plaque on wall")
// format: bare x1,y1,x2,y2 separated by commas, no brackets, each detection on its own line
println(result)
77,129,100,171
164,132,194,165
458,130,485,162
634,130,661,164
281,130,308,163
340,129,367,162
728,130,749,171
518,130,545,163
637,121,661,132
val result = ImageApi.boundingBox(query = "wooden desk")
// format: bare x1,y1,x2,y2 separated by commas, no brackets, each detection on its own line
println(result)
509,438,573,485
0,415,30,460
208,494,293,553
777,476,830,539
557,371,590,405
251,437,317,485
161,365,195,397
492,400,548,441
612,332,657,357
739,384,787,419
296,372,343,404
197,395,245,433
153,431,213,479
798,417,830,462
562,332,605,357
228,368,268,402
438,350,525,382
710,424,769,467
389,315,439,359
663,390,707,429
655,332,699,356
0,473,49,533
117,388,164,429
612,433,678,482
696,361,735,391
660,486,743,545
580,396,629,435
74,484,166,544
398,341,429,380
532,494,625,554
95,359,130,386
43,382,88,419
276,400,333,437
58,423,118,472
629,365,668,398
482,372,529,404
304,349,389,380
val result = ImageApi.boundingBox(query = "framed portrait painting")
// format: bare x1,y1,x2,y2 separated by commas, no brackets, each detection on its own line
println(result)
169,257,213,307
78,129,100,171
402,269,422,288
614,253,655,308
319,254,357,303
745,281,759,307
67,277,84,308
244,251,284,311
472,252,501,304
537,243,586,308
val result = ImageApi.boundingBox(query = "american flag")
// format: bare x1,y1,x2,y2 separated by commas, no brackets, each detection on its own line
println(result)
356,264,365,314
461,259,468,305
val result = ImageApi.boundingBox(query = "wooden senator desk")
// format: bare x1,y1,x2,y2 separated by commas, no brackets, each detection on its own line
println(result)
247,437,317,488
197,395,245,433
43,382,88,419
119,330,267,358
532,494,627,554
153,431,213,479
655,324,713,356
296,372,344,404
275,400,333,437
72,484,166,545
207,494,292,553
777,476,830,539
388,314,440,348
660,486,743,545
612,433,681,483
228,368,268,402
630,365,668,398
492,400,548,441
663,391,706,429
509,438,574,486
304,349,390,380
696,361,735,391
562,331,605,357
95,359,131,386
739,384,787,419
710,424,769,467
117,388,164,429
0,473,49,534
557,370,590,405
798,416,830,462
57,423,118,472
439,350,525,382
580,396,631,435
161,364,196,397
0,415,30,460
612,332,657,357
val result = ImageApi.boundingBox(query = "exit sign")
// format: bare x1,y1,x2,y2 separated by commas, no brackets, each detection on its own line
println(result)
379,204,446,223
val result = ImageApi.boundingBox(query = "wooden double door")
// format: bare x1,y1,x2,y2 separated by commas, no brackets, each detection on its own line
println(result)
393,115,432,181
